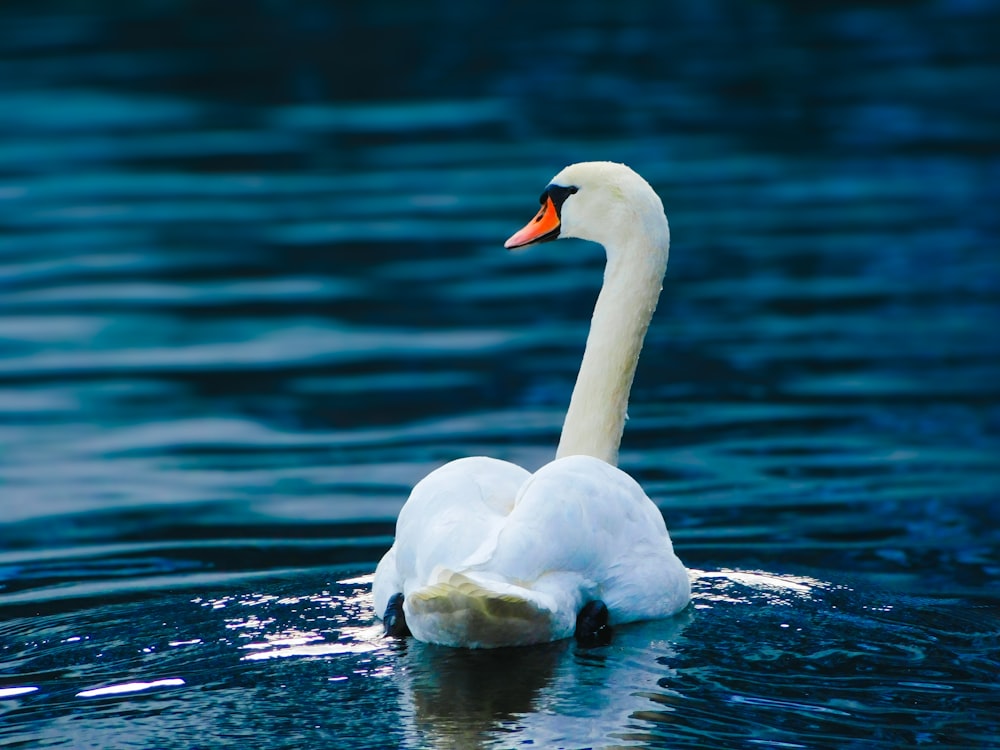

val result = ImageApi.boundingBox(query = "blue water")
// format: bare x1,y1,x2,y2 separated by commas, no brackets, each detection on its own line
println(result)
1,2,999,748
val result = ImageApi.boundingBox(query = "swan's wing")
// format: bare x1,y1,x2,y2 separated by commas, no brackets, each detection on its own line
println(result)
372,456,529,618
477,455,690,625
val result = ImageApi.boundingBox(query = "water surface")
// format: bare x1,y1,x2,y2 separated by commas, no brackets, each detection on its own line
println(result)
1,2,998,748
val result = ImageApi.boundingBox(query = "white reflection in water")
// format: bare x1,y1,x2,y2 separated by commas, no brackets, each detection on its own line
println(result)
0,686,39,699
168,638,202,647
76,677,185,699
231,579,387,662
242,638,381,661
692,569,836,608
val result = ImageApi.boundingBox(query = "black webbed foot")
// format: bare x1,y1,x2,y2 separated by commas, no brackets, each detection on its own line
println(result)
575,600,613,647
383,593,411,638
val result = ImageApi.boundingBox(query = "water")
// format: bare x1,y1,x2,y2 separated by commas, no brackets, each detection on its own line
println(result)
1,1,999,748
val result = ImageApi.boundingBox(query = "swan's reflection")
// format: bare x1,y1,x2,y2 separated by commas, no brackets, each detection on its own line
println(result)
389,609,694,750
393,639,566,749
380,569,836,749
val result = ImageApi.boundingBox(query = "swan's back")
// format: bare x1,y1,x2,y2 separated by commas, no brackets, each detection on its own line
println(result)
375,455,689,648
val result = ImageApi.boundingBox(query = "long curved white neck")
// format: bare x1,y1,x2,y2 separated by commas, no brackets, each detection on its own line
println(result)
555,232,668,466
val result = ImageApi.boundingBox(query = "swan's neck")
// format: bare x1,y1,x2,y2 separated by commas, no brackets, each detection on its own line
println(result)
556,234,667,466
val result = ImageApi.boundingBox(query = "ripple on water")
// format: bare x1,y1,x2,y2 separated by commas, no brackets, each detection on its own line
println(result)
1,568,997,748
1,1,999,748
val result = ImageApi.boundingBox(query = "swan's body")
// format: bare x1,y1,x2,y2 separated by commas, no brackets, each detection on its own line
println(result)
373,162,689,648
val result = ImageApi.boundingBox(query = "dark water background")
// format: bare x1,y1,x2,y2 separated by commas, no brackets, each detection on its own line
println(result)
1,1,999,748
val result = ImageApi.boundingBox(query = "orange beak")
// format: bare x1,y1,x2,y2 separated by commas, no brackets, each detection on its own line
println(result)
504,196,561,249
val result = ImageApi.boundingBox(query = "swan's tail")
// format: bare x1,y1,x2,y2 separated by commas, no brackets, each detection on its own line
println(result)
405,571,561,648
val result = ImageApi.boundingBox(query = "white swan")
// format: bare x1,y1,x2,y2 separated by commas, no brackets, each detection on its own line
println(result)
372,162,690,648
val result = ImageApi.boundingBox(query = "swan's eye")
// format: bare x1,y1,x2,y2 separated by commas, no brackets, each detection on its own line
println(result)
544,184,579,214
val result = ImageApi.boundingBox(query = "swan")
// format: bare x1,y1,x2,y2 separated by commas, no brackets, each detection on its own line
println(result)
372,161,690,648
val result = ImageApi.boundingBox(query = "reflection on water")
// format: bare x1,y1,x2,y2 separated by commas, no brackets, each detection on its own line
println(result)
4,568,995,749
397,641,568,750
1,0,999,747
76,678,186,699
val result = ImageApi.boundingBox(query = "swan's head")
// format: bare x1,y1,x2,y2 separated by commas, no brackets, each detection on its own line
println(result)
504,161,669,261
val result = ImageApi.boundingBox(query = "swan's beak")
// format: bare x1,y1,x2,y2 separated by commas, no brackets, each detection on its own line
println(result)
504,196,561,249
